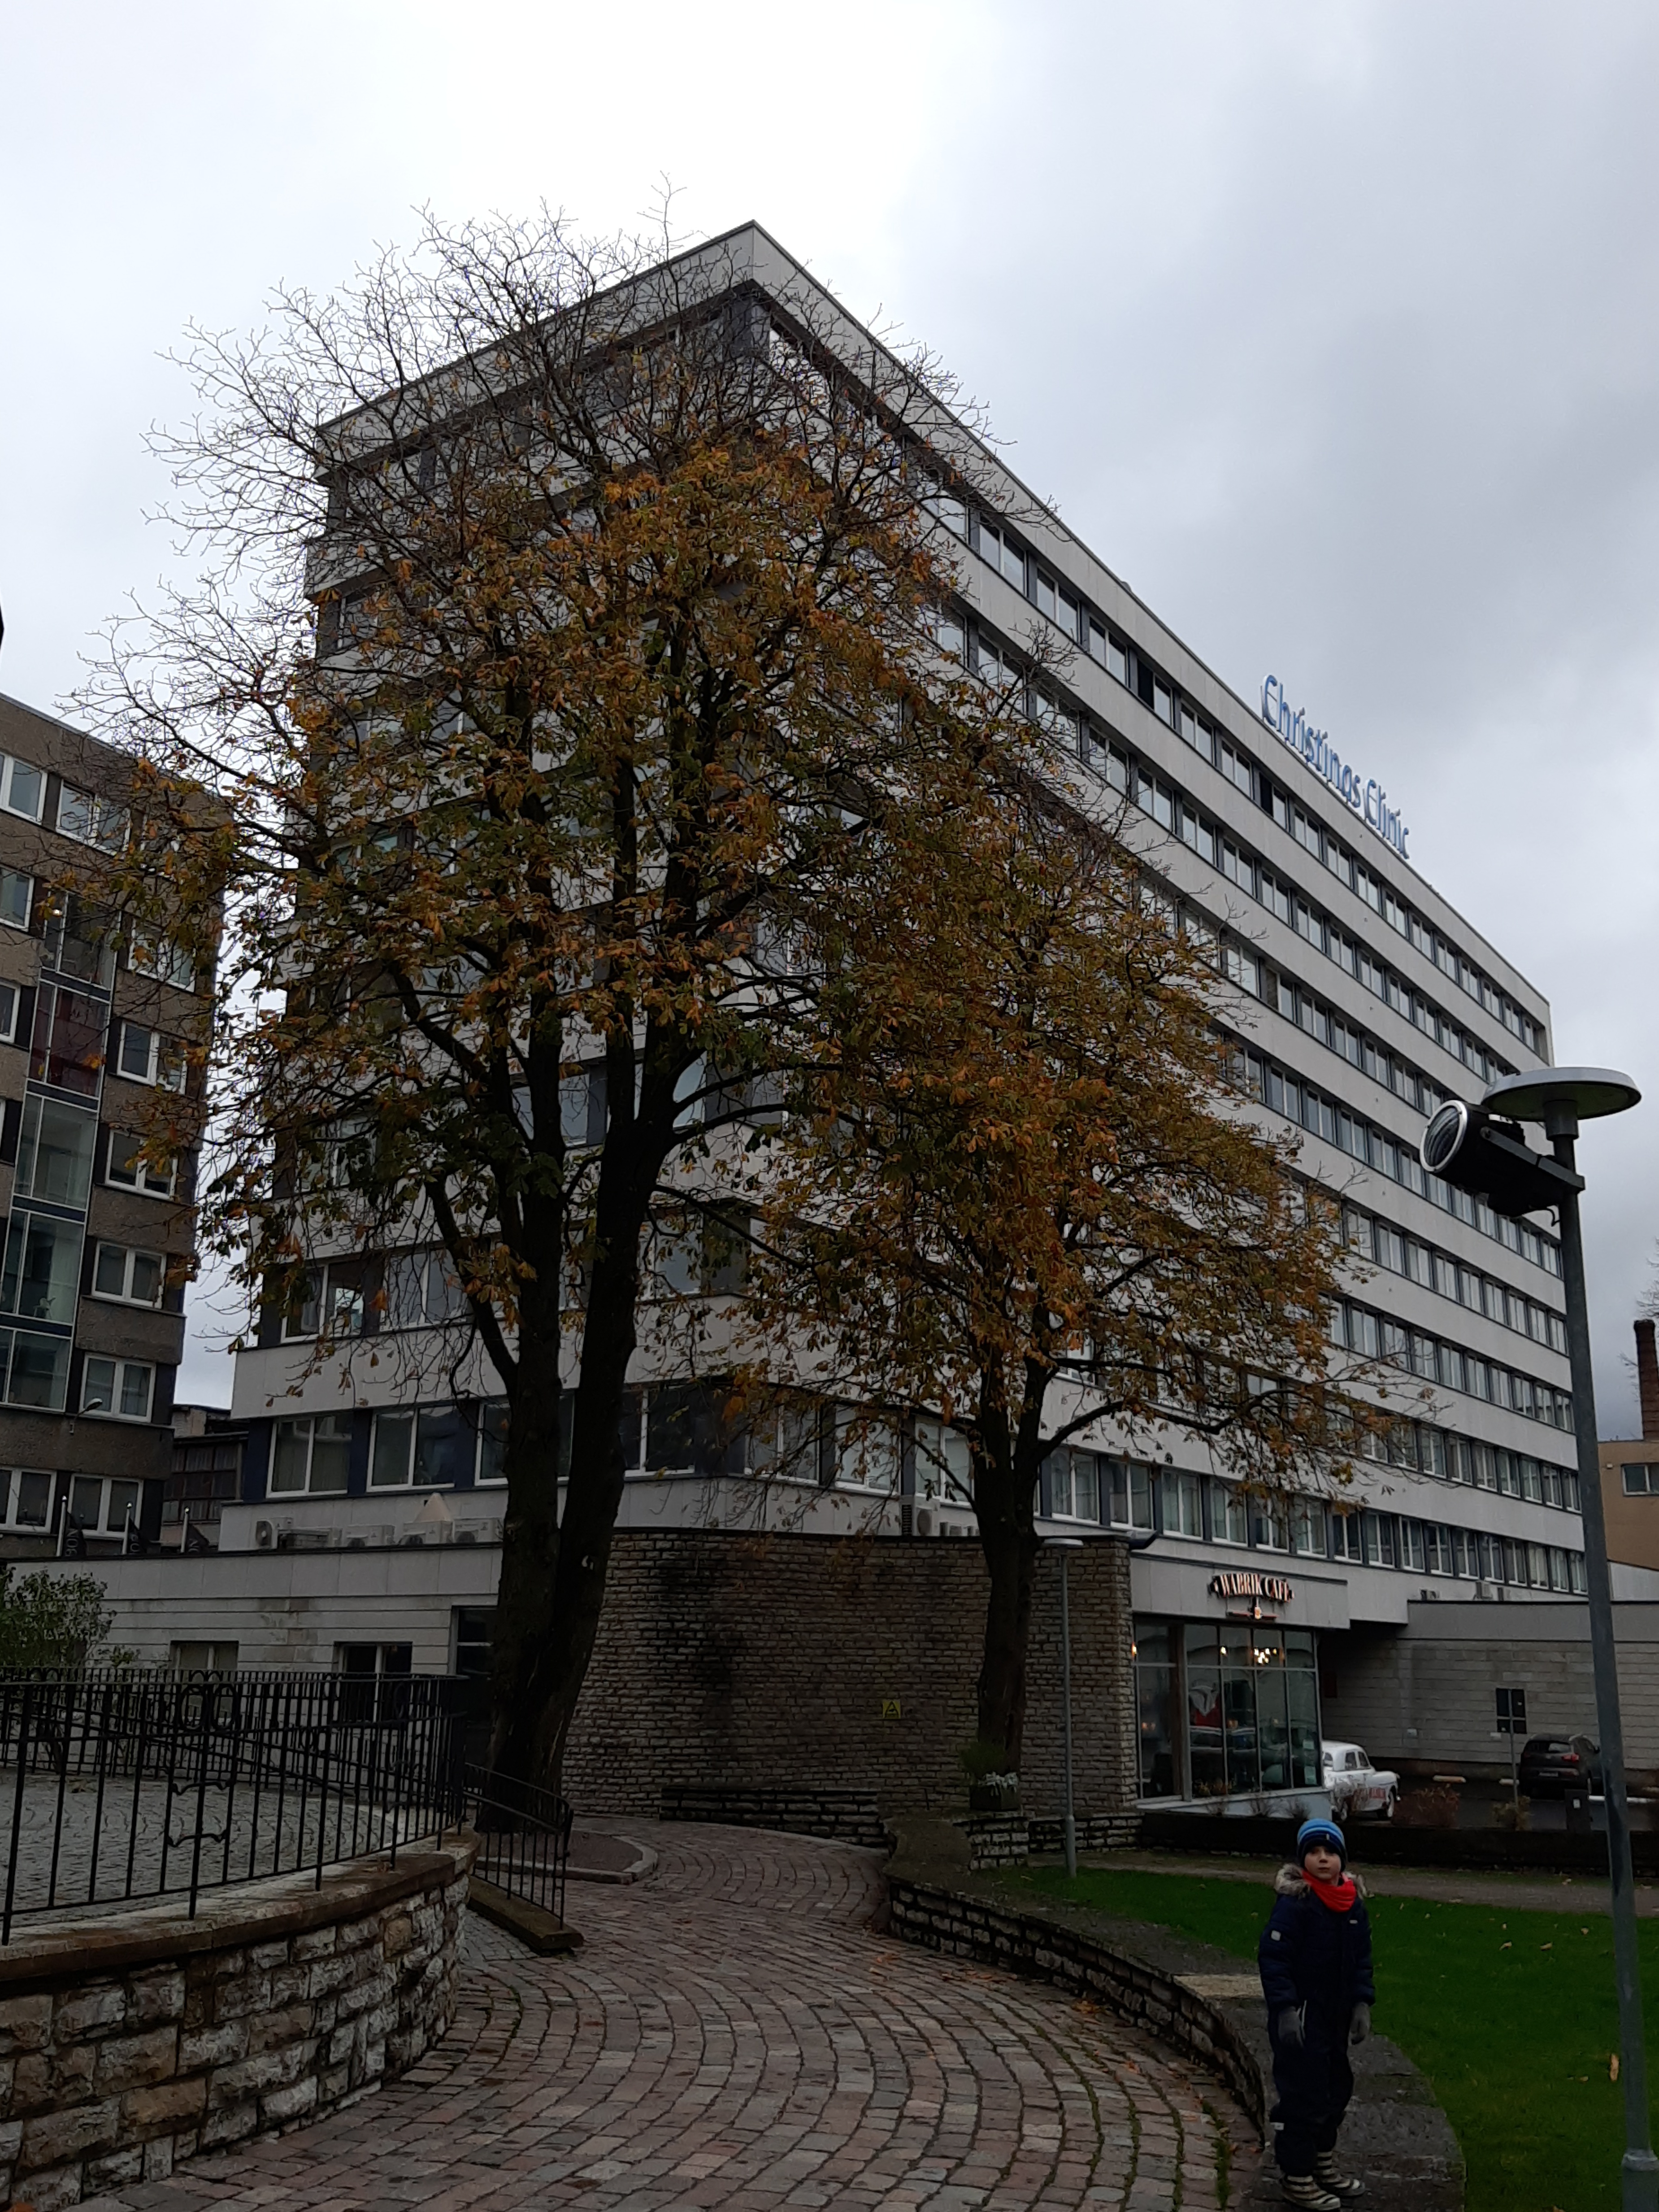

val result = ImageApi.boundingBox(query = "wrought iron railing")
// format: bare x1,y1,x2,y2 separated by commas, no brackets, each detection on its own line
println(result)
463,1765,574,1925
0,1667,469,1941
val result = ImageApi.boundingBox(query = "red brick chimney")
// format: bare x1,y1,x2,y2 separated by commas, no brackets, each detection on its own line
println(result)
1638,1318,1659,1441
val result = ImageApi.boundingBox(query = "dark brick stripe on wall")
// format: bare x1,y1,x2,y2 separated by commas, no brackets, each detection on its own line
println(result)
563,1530,1138,1821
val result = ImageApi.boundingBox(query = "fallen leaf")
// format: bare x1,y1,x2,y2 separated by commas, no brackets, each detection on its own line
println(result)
1500,1942,1512,1950
1541,1942,1552,1950
1612,2055,1621,2081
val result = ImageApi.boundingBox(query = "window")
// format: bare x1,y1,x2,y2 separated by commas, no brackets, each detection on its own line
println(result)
42,895,116,988
280,1262,365,1341
116,1022,183,1090
1623,1463,1653,1496
55,786,127,852
81,1355,155,1421
0,1211,83,1325
370,1402,476,1489
0,1468,54,1531
0,870,32,930
105,1130,176,1198
978,519,1025,590
15,1097,96,1208
92,1242,166,1307
0,754,44,823
63,1473,143,1537
1211,1479,1250,1545
1329,1512,1363,1563
128,934,197,992
30,986,106,1097
169,1641,239,1674
383,1247,466,1328
0,984,15,1045
1400,1520,1427,1572
1165,1471,1203,1538
269,1412,352,1494
1291,1501,1326,1556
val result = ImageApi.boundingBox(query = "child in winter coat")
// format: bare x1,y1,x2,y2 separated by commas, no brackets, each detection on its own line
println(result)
1257,1816,1375,2208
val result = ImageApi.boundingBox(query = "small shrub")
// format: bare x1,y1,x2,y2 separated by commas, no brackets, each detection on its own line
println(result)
1394,1783,1460,1830
1492,1794,1531,1833
0,1568,120,1668
959,1736,1009,1783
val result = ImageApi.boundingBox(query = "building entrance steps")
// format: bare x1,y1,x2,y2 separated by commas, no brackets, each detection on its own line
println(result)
74,1818,1255,2212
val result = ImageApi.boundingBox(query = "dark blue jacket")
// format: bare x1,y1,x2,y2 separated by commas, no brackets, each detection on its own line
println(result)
1259,1865,1375,2032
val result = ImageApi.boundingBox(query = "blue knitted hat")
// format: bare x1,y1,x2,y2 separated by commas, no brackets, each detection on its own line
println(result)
1296,1816,1347,1866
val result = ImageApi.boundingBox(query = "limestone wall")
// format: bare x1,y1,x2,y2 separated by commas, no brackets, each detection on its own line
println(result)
0,1840,473,2211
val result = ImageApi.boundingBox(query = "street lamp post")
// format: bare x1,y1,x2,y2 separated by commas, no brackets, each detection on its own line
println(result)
1043,1535,1084,1878
1428,1066,1656,2212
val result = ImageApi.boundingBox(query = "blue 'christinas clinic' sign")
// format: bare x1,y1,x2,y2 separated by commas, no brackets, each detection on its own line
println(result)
1261,674,1409,861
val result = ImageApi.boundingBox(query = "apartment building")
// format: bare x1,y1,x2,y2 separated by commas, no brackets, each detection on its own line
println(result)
55,227,1602,1798
0,692,200,1558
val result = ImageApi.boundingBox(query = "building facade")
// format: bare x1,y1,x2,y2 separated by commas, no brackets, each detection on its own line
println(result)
0,693,202,1557
47,228,1603,1806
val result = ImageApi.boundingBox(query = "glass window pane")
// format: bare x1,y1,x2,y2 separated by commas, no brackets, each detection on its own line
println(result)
10,1332,68,1411
94,1243,127,1297
17,1098,96,1208
309,1414,352,1493
13,1471,51,1528
478,1401,508,1485
370,1413,413,1488
118,1363,152,1418
70,1475,104,1528
413,1405,469,1487
2,1211,81,1324
129,1251,164,1305
271,1420,310,1493
108,1479,140,1532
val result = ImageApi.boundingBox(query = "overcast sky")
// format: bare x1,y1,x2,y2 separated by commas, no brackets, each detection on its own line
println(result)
4,1,1656,1424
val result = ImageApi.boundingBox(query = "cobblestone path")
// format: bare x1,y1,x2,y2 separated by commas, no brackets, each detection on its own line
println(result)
83,1821,1260,2212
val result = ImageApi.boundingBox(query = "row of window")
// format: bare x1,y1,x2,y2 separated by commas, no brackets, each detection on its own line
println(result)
11,1094,178,1207
1234,1043,1561,1279
0,1328,156,1419
268,1402,507,1495
993,648,1525,1100
926,498,1543,1056
1331,1296,1572,1430
0,1466,146,1537
0,1212,169,1328
1346,1415,1580,1507
1344,1203,1564,1350
22,984,182,1096
1039,1452,1585,1588
0,750,128,854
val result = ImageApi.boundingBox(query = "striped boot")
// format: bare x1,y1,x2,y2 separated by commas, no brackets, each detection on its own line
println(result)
1314,2149,1365,2199
1281,2178,1341,2210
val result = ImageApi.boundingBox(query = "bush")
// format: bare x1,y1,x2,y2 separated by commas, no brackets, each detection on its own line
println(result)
959,1737,1009,1783
0,1568,121,1668
1492,1793,1531,1833
1394,1783,1461,1829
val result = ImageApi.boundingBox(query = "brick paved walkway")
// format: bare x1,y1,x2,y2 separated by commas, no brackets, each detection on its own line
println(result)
78,1820,1259,2212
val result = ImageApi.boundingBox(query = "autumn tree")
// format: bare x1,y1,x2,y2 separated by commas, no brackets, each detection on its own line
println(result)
737,775,1358,1773
80,212,1038,1795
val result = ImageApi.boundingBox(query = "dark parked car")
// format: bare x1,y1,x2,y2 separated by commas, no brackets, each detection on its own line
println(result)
1517,1735,1602,1798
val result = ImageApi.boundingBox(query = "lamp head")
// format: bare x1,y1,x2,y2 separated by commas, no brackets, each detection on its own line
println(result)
1481,1066,1640,1142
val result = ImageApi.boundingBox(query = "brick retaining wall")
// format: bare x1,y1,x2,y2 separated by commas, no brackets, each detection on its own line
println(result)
0,1839,473,2211
564,1529,1138,1821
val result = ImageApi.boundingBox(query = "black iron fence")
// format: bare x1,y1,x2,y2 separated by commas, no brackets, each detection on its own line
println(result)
0,1668,572,1941
463,1765,573,1924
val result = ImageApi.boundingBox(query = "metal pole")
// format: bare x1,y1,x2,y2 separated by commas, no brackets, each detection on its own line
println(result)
1060,1551,1077,1879
1552,1115,1659,2212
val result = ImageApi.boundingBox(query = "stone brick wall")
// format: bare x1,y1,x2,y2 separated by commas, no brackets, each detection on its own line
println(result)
0,1841,472,2211
885,1873,1266,2132
562,1529,1138,1822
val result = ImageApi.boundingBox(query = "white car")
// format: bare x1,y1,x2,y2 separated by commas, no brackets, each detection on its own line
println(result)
1320,1740,1399,1820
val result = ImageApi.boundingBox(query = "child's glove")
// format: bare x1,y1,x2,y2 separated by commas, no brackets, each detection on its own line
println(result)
1277,2005,1305,2048
1349,2003,1372,2047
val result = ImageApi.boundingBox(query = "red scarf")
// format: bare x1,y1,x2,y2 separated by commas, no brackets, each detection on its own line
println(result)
1305,1869,1357,1913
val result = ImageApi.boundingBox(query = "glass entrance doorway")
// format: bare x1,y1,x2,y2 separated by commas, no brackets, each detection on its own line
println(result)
1133,1617,1321,1801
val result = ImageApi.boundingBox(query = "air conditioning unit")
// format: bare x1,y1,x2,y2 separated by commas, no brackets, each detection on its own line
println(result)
253,1520,274,1550
1474,1579,1498,1602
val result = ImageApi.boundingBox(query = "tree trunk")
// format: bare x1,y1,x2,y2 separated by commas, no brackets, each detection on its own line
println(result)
488,1178,646,1800
973,1424,1038,1772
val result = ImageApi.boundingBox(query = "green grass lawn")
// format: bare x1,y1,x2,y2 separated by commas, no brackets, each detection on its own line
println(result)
996,1862,1651,2212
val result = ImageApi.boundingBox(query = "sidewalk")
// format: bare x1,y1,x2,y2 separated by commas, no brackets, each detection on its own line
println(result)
1099,1845,1659,1916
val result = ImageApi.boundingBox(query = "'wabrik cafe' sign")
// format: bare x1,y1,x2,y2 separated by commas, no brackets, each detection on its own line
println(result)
1209,1569,1294,1611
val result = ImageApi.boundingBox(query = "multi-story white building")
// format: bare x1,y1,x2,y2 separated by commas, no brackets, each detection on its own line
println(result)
98,226,1610,1796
